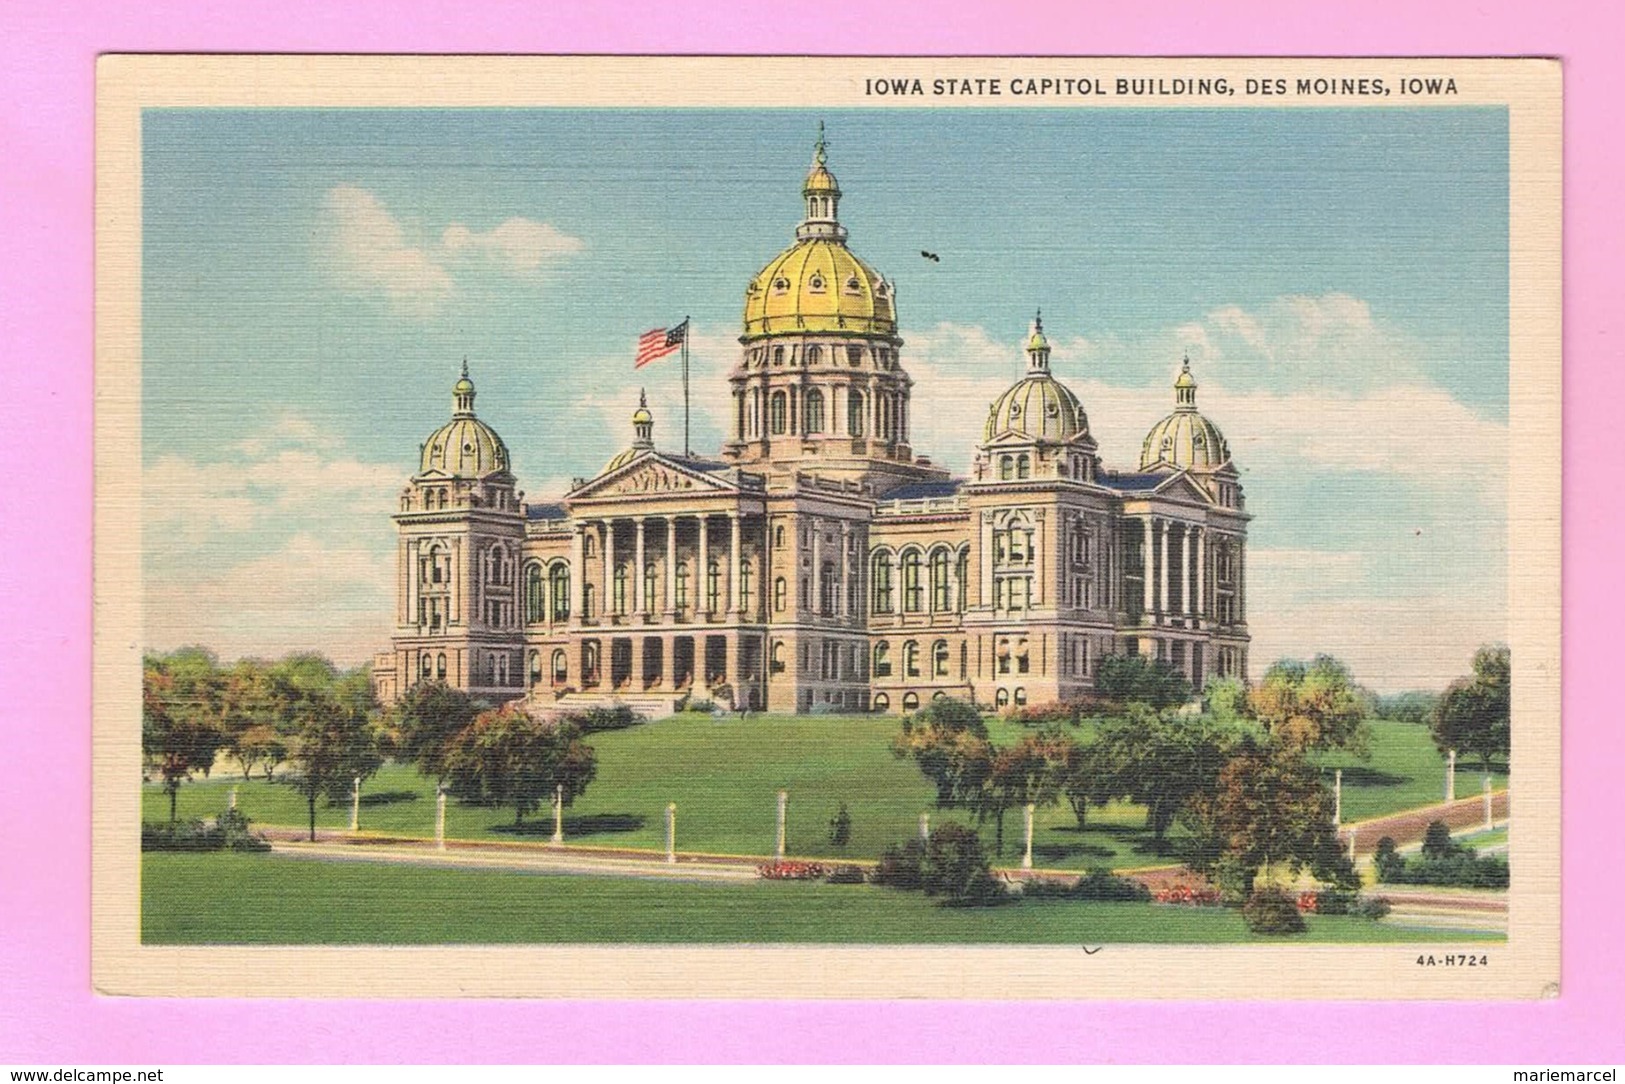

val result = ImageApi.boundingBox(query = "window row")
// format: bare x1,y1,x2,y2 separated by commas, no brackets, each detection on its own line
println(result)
872,638,962,680
870,549,968,615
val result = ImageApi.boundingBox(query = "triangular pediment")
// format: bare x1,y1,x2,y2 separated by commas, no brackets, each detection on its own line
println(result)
1152,471,1216,504
569,452,738,500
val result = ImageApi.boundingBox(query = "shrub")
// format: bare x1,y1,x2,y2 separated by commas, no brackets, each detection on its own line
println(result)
1018,877,1078,900
1072,868,1152,902
1421,820,1461,860
825,864,867,885
1152,880,1223,907
141,809,270,853
921,823,1007,907
1378,852,1509,889
870,838,926,890
1354,895,1393,920
1374,836,1404,881
569,705,642,733
1243,887,1308,935
1212,856,1257,907
828,803,852,848
683,698,717,714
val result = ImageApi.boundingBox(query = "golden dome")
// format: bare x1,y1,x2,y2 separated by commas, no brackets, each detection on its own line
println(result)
743,239,895,338
419,364,510,478
605,389,656,473
603,445,646,474
741,125,895,339
1140,358,1231,470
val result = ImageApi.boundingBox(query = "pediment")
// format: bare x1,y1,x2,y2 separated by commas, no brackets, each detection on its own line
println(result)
569,453,737,500
1154,472,1215,504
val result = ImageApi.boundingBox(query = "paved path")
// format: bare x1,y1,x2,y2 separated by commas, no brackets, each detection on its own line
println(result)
270,836,762,883
1339,790,1508,855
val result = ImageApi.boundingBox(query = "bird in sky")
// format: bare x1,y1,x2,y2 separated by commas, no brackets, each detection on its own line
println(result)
920,250,941,262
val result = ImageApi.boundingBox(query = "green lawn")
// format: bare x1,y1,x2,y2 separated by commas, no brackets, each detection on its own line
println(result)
1315,720,1508,824
144,713,1504,871
141,852,1494,945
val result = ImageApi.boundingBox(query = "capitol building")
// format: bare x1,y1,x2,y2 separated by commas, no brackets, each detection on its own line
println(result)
372,134,1251,714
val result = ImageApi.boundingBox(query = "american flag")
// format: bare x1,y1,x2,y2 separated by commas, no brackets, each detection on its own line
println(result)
635,320,688,368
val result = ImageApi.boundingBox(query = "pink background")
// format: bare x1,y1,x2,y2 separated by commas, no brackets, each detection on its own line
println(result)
1,0,1620,1064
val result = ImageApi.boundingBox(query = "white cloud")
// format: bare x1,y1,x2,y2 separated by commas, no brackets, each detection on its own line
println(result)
322,186,583,316
143,415,403,665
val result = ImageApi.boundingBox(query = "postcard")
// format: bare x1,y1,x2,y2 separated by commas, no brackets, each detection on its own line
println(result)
94,55,1561,998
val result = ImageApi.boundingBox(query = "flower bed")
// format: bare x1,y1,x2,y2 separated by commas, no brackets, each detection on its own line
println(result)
757,861,827,881
1151,881,1222,907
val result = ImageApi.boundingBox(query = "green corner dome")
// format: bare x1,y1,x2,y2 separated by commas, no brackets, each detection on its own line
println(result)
982,313,1091,445
1139,357,1231,471
418,363,511,478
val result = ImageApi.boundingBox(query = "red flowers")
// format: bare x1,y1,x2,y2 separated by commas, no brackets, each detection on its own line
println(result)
757,861,827,881
1296,890,1319,913
1151,882,1222,907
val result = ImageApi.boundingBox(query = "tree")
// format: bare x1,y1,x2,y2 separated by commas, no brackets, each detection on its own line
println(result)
1054,731,1111,829
893,697,994,810
919,823,1005,906
1183,739,1356,896
1203,677,1250,725
1431,644,1511,774
218,659,281,778
287,686,383,841
444,705,598,825
388,681,485,786
982,731,1066,855
1093,654,1193,709
234,723,288,781
1094,705,1231,848
1249,655,1371,756
142,661,227,821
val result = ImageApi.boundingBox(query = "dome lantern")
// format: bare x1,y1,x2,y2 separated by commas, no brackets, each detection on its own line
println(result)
1025,310,1051,374
453,357,476,417
1174,353,1198,410
631,388,655,448
796,121,846,243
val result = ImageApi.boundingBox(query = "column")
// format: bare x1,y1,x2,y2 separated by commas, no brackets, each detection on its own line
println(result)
728,511,742,616
1141,518,1154,618
1033,513,1045,607
1158,518,1170,623
1238,541,1246,621
450,537,461,626
405,539,420,626
697,514,709,616
1180,523,1193,618
664,517,676,617
571,524,586,623
1195,527,1206,622
435,788,446,850
776,790,788,860
603,521,615,619
980,513,995,610
665,803,677,864
1022,804,1035,871
839,521,852,618
634,517,646,617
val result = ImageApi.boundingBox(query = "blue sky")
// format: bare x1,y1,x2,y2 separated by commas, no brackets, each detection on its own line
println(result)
141,107,1509,691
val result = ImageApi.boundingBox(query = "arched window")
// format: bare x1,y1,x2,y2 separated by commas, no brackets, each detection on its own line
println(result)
819,560,837,616
902,692,920,711
873,641,892,677
772,346,785,366
770,392,787,434
705,558,721,614
525,563,545,624
848,391,865,436
739,558,754,613
528,650,540,686
930,550,951,612
774,577,787,612
675,561,690,610
644,563,657,613
771,640,786,673
995,688,1010,708
583,642,600,685
774,525,785,549
1014,687,1028,707
550,564,570,622
873,693,890,712
901,551,924,613
870,551,894,613
806,345,822,365
805,388,825,434
551,649,567,685
1016,636,1030,674
583,534,595,559
847,345,864,367
1017,453,1031,479
436,653,447,680
1000,456,1013,481
421,655,433,679
613,563,628,615
904,640,920,678
932,640,949,678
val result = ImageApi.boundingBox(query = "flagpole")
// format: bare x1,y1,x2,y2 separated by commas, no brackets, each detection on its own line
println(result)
682,315,691,457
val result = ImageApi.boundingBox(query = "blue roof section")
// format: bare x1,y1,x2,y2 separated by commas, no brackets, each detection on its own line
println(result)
525,502,569,521
883,480,964,501
666,454,731,474
1101,471,1171,493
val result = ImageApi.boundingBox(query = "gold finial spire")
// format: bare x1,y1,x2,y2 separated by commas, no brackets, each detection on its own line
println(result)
814,120,827,166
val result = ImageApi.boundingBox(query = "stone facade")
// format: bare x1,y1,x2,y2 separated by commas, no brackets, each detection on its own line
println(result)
373,134,1251,713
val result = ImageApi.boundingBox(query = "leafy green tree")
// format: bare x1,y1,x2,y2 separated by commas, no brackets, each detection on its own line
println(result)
982,731,1066,855
218,659,281,777
1203,676,1250,724
234,723,288,780
142,661,227,821
1249,655,1371,756
444,705,597,825
1375,690,1439,725
1054,731,1111,829
1093,705,1232,848
1431,644,1511,774
919,823,1005,906
388,681,485,786
893,697,994,810
287,685,384,841
1183,739,1356,895
1093,654,1193,708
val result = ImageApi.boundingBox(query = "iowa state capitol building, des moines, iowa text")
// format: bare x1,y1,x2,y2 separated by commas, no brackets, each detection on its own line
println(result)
373,134,1252,714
